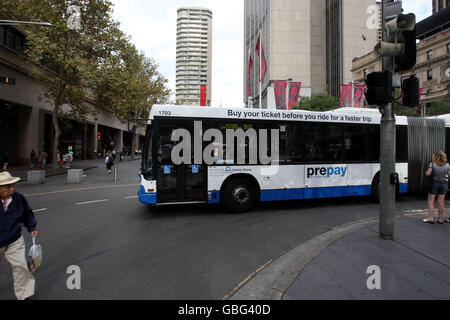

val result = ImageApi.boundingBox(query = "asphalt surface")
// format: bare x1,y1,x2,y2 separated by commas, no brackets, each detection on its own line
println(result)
1,158,448,300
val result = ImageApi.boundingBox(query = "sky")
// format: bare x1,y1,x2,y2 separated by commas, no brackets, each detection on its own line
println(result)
110,0,431,108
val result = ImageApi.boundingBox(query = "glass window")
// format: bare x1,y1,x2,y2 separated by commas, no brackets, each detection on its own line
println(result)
396,126,408,162
427,50,432,60
6,28,14,49
447,43,450,54
427,69,433,80
344,124,380,162
278,123,305,164
302,123,345,163
0,26,4,45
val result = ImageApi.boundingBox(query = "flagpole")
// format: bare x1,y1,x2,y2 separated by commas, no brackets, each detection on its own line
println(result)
351,81,354,108
259,30,262,109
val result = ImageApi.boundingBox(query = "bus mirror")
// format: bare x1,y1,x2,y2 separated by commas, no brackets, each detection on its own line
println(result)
142,167,152,178
390,172,399,185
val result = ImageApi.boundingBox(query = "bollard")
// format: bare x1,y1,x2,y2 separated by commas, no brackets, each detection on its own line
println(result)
67,169,83,184
114,165,117,182
27,170,45,184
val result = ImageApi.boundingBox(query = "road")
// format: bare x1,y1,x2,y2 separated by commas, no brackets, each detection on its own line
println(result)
0,159,431,300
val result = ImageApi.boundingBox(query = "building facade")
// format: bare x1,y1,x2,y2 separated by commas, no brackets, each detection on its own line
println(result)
175,7,212,106
244,0,377,109
432,0,450,14
352,9,450,107
0,25,144,165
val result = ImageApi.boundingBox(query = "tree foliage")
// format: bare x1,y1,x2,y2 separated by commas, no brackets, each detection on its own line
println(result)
0,0,170,167
293,91,340,112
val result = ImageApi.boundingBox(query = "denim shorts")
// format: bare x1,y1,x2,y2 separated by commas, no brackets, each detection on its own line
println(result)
430,182,448,195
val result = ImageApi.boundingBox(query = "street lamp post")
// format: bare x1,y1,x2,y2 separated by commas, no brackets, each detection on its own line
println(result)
0,20,52,27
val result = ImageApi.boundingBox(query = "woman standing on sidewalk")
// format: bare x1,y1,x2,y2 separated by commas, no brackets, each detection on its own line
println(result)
423,151,450,224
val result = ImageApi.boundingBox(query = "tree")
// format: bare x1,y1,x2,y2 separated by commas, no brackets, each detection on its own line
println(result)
1,0,171,166
95,41,170,158
293,91,340,112
1,0,123,169
422,90,450,116
394,89,450,117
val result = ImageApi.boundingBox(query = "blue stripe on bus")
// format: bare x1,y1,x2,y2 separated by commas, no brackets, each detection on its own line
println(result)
138,186,157,205
145,184,408,205
399,183,408,193
260,184,408,202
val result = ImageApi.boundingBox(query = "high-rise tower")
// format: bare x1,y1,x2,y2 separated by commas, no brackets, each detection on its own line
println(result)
176,7,212,106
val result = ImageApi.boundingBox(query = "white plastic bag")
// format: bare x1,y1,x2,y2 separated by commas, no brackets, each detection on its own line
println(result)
27,237,42,273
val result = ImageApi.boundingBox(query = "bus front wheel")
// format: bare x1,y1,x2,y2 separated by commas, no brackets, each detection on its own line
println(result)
222,178,257,213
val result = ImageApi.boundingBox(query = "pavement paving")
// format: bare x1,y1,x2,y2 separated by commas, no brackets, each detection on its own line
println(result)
6,155,141,182
228,213,450,300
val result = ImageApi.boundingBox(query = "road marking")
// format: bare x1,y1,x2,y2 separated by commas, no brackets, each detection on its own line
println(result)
24,184,136,197
124,195,138,199
76,199,109,205
33,208,47,213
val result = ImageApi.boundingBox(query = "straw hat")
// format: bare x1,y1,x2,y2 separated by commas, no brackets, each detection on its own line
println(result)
0,172,21,186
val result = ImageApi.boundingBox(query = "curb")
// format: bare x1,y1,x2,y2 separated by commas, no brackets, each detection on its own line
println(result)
226,218,378,300
14,158,141,183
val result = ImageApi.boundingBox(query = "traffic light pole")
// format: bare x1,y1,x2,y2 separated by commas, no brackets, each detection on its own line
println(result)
379,0,397,240
379,102,396,240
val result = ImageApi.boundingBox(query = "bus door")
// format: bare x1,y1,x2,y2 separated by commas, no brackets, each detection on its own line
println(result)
155,124,206,203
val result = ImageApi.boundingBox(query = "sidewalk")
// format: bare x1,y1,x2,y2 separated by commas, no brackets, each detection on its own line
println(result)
229,213,450,300
6,155,141,182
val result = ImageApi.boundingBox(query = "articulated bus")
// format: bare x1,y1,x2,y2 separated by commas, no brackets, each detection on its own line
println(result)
138,105,449,213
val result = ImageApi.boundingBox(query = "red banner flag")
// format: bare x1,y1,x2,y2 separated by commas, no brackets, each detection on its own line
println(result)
274,81,287,110
340,84,366,108
340,85,352,108
288,82,302,109
255,34,267,82
200,86,207,106
353,85,365,108
248,56,253,97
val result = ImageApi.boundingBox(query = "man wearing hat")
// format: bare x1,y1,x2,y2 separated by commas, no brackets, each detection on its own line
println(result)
0,172,38,300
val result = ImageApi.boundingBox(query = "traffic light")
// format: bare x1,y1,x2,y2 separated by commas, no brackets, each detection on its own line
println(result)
374,13,417,72
0,76,15,85
365,71,393,106
402,75,420,107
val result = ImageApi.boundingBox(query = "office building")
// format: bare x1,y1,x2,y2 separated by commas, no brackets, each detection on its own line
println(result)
244,0,377,109
176,7,212,106
432,0,449,14
352,8,450,107
0,25,143,165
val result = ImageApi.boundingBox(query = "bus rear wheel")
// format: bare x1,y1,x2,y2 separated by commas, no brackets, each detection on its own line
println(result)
222,178,257,213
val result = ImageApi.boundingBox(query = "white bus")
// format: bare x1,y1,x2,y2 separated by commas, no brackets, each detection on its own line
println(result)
138,105,447,213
